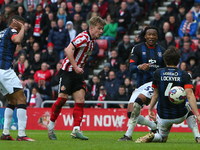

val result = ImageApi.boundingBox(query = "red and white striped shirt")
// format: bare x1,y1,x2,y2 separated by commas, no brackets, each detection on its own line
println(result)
61,31,95,72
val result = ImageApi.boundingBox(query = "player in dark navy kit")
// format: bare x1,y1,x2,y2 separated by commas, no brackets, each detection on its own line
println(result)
0,16,35,141
118,26,166,141
135,46,200,143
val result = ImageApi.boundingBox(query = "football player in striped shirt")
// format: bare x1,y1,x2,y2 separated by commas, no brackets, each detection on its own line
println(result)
47,16,106,140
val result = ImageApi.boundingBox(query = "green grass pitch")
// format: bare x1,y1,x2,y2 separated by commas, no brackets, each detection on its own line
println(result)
0,130,199,150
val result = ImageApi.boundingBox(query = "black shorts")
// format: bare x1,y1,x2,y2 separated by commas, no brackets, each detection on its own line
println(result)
58,70,86,95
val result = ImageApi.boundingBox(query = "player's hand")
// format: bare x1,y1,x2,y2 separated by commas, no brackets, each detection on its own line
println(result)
13,19,24,29
149,110,156,121
74,66,84,75
138,63,151,71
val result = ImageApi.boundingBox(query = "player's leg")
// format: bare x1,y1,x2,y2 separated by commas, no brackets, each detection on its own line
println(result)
47,93,68,140
71,89,88,140
1,95,16,141
186,111,200,143
11,89,35,141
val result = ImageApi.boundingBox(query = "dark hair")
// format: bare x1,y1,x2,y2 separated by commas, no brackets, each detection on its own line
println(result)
140,25,159,38
36,4,42,8
28,75,34,80
119,85,125,89
8,15,25,26
162,46,181,66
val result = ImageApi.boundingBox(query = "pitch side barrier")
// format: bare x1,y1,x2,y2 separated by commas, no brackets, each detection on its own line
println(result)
41,100,200,109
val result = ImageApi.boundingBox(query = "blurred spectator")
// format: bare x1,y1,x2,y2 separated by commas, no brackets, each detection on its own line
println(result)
69,3,84,21
176,5,186,25
14,54,30,81
49,0,62,13
29,87,43,108
60,2,69,15
178,12,198,38
195,40,200,62
94,0,109,19
104,71,121,99
73,13,83,34
34,62,52,83
57,7,67,25
41,43,59,69
50,20,57,32
98,62,111,85
100,14,118,51
171,0,187,14
44,5,51,15
177,33,195,50
193,62,200,80
30,53,42,74
22,22,31,49
186,52,198,76
16,5,26,19
126,0,140,24
88,76,100,100
124,78,134,99
95,85,112,108
160,32,176,49
25,4,36,24
117,34,134,62
107,50,123,72
36,77,52,101
179,61,189,72
159,22,171,42
181,41,194,63
86,4,101,22
114,1,131,40
50,62,62,99
135,0,147,15
195,81,200,101
81,0,92,21
1,4,15,24
41,0,51,9
108,0,121,17
132,33,142,46
111,85,128,108
150,12,164,31
26,36,35,57
29,42,41,64
0,0,12,14
76,21,88,35
11,0,23,13
162,4,175,22
0,15,7,31
192,3,200,22
83,41,99,78
24,75,37,106
66,21,76,41
195,21,200,40
84,85,93,108
48,19,70,60
115,63,131,85
168,15,179,37
30,4,50,48
23,0,39,11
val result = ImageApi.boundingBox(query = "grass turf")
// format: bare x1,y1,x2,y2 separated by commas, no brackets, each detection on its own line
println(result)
0,130,199,150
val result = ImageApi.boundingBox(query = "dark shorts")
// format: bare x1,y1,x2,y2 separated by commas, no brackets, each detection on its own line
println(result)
58,70,86,95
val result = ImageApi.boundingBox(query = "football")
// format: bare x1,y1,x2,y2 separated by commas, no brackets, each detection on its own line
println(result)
168,86,186,104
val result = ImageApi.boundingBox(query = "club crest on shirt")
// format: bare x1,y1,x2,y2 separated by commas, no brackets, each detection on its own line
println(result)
142,52,146,55
158,52,162,57
11,29,17,33
61,85,66,91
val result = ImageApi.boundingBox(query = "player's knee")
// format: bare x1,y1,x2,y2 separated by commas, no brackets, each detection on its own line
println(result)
186,111,194,118
135,98,143,107
127,112,131,118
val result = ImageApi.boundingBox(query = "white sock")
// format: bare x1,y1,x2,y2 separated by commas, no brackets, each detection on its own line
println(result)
3,108,14,135
152,133,162,142
48,120,55,130
186,115,200,138
73,126,80,132
17,108,27,137
125,118,137,137
137,115,157,130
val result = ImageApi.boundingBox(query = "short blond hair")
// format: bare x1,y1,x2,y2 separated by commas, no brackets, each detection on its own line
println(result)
89,16,106,27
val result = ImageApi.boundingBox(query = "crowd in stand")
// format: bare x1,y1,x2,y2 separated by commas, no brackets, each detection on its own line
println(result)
0,0,200,108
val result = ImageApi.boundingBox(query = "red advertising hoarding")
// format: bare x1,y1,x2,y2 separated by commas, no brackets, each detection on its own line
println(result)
26,108,198,132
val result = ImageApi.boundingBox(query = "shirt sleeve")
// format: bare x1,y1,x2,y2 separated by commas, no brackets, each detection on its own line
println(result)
152,70,158,88
129,46,139,73
71,34,87,49
9,28,18,42
184,72,193,89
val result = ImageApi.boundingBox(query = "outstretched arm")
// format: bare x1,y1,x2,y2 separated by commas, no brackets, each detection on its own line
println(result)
148,88,158,121
11,19,25,44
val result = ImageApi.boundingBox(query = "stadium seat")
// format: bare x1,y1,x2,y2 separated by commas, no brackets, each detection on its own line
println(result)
96,39,108,58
